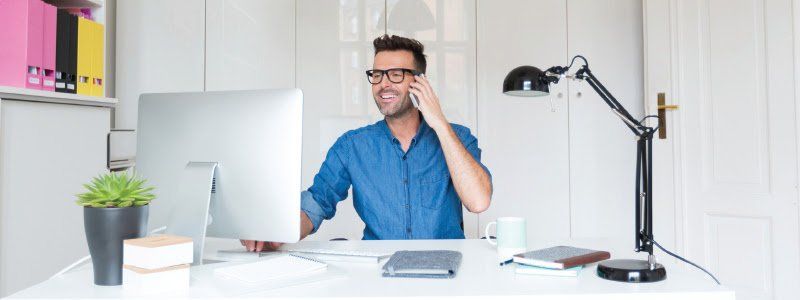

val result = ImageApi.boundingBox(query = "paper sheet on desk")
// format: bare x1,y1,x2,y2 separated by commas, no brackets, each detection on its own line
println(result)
189,262,347,297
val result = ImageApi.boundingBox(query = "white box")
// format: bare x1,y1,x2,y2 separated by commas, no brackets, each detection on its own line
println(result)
123,264,190,295
123,234,193,270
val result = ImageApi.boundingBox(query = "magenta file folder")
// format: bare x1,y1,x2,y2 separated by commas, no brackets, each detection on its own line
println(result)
0,0,44,89
42,2,57,91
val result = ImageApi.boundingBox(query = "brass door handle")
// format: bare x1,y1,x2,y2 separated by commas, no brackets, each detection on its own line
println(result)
657,93,678,139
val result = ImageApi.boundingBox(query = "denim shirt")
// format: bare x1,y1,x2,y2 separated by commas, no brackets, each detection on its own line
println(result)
300,117,491,240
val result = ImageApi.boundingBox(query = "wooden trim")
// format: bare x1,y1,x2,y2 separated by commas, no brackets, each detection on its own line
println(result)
123,264,189,274
124,235,192,248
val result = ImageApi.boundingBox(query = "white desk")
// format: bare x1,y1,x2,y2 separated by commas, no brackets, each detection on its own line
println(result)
8,239,734,299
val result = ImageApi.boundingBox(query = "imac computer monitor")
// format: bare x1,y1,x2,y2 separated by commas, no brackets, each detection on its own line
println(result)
136,89,302,260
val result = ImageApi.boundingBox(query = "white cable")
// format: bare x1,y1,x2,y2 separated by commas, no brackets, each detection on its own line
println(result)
50,255,91,279
50,226,169,278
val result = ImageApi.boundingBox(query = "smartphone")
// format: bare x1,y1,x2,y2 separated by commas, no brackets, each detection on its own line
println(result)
410,73,425,108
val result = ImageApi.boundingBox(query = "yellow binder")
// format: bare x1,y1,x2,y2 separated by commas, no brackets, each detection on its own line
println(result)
76,17,92,95
91,21,104,97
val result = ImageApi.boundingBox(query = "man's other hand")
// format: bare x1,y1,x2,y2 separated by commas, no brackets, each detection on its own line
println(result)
240,239,283,252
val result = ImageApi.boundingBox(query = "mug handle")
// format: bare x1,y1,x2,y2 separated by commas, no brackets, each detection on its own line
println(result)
484,221,497,245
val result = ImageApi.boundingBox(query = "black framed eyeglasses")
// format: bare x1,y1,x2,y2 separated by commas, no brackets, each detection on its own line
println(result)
366,68,421,84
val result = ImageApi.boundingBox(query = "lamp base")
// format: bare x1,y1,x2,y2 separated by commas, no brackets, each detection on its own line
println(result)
596,259,666,283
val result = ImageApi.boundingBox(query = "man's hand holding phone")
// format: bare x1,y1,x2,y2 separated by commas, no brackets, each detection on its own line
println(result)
409,74,450,133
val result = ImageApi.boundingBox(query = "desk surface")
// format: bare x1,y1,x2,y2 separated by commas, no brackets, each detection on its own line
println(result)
9,239,734,299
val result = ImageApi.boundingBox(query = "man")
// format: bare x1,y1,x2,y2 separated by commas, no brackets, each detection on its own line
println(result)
243,35,492,251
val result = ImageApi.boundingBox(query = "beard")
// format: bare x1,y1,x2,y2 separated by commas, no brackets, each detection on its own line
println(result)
375,88,414,119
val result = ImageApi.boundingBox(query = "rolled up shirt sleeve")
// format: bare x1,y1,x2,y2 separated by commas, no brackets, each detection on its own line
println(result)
460,127,493,187
300,133,353,234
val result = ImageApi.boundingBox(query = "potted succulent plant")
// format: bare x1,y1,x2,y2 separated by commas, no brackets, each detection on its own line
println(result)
76,171,155,286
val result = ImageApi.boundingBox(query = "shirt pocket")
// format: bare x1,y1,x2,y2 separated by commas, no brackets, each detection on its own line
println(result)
418,171,451,209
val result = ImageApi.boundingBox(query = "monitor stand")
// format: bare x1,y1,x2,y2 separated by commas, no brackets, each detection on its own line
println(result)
165,161,218,265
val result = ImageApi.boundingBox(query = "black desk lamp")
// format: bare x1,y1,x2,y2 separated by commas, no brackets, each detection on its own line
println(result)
502,55,666,283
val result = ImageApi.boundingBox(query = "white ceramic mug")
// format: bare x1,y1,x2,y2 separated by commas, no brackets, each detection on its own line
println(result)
485,217,527,259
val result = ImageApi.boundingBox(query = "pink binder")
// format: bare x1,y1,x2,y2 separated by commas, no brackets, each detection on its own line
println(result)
0,0,44,89
42,2,57,91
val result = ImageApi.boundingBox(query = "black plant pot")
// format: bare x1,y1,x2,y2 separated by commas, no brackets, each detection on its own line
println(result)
83,205,148,286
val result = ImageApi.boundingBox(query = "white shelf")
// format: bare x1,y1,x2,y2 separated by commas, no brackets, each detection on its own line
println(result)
0,86,117,107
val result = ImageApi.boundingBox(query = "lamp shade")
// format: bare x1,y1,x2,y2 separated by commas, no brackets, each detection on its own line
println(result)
502,65,550,97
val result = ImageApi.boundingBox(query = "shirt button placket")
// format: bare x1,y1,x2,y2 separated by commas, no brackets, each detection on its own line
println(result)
402,154,411,239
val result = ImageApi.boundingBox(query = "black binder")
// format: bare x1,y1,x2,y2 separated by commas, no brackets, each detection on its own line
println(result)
55,10,70,93
55,11,78,94
67,12,78,94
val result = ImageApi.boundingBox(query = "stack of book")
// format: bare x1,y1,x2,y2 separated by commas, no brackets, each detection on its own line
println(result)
122,235,194,294
511,246,610,277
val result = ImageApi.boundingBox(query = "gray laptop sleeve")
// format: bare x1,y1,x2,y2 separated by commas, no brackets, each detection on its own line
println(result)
382,250,462,279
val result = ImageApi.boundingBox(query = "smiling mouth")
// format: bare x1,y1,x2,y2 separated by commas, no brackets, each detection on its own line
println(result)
379,94,399,102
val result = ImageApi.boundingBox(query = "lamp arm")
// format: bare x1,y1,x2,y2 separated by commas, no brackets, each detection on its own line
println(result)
563,58,658,259
576,66,648,136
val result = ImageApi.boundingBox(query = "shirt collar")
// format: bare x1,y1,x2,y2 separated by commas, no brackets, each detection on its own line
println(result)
379,112,429,145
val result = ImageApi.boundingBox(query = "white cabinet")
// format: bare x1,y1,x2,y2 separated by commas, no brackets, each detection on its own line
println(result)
116,0,296,130
117,0,296,227
116,0,205,227
205,0,295,91
566,0,644,242
0,97,112,297
477,0,571,244
296,0,385,241
477,0,644,248
115,0,205,129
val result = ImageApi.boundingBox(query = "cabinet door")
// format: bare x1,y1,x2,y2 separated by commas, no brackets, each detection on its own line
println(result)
297,0,385,241
387,0,478,237
115,0,205,129
205,0,295,91
477,0,571,244
0,101,110,296
566,0,645,246
386,0,475,128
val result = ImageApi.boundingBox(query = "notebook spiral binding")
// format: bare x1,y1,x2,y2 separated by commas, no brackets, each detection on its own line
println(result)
289,253,326,265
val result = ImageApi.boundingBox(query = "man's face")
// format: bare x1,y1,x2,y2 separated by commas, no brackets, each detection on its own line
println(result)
371,50,417,118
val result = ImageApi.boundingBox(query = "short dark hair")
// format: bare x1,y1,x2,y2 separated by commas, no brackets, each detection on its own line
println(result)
373,34,427,74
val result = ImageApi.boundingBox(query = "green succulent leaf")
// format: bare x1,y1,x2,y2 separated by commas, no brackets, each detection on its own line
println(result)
75,171,156,208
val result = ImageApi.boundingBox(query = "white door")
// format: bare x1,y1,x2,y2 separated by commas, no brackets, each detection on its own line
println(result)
644,1,800,299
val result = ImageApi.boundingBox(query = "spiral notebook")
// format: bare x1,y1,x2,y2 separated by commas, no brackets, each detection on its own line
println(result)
214,254,327,284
